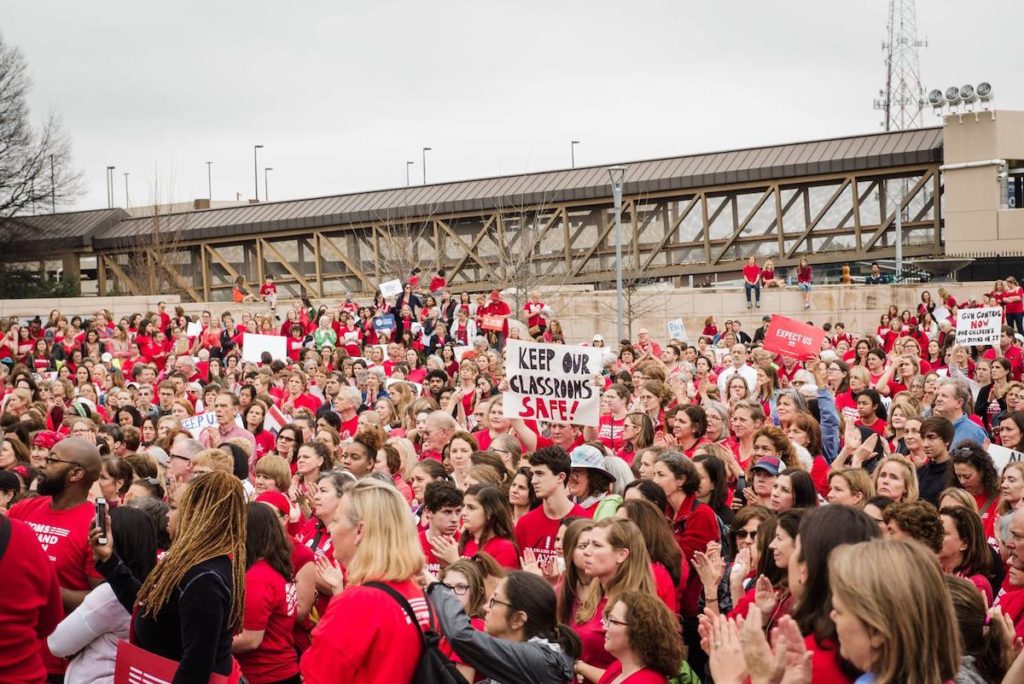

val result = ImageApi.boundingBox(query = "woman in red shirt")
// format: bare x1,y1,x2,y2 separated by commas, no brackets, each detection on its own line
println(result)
796,256,813,309
598,591,685,684
300,479,435,684
234,503,300,684
742,256,762,310
456,484,520,568
1006,275,1024,336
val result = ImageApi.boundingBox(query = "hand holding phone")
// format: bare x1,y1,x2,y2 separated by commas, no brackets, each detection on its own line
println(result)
95,497,108,545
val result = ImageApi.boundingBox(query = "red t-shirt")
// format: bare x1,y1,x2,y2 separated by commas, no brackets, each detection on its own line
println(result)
300,579,432,684
237,560,299,684
597,662,668,684
462,536,520,569
514,503,590,569
8,496,101,593
339,415,359,442
597,415,626,452
418,529,454,576
0,518,63,684
651,561,678,614
573,595,614,669
742,264,761,284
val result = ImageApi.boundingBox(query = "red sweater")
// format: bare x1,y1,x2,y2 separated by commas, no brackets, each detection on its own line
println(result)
300,579,432,684
0,518,63,684
669,495,721,617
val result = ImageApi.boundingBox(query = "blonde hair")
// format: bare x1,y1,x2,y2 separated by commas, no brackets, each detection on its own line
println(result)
828,467,875,504
575,518,654,623
341,478,424,585
254,453,291,491
192,448,234,474
830,539,961,684
871,454,919,503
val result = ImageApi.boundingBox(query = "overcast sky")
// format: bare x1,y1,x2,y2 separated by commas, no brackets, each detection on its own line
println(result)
3,0,1020,212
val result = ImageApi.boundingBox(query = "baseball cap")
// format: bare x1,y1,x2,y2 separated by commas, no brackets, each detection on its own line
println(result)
256,491,291,518
593,334,604,343
750,457,782,476
569,445,616,481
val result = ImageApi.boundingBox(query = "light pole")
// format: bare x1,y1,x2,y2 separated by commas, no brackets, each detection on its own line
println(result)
406,161,414,187
123,172,130,209
264,167,273,202
253,145,264,201
205,161,213,202
422,147,431,185
571,140,579,168
50,154,55,213
607,166,626,343
894,186,903,281
106,166,115,208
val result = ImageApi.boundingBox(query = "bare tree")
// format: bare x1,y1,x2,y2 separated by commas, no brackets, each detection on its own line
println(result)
0,33,82,237
372,210,436,286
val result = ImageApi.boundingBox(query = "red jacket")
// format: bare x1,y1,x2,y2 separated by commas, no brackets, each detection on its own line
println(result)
669,495,720,617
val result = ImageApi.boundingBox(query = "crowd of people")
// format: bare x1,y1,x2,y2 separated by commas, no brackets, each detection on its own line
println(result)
5,271,1024,683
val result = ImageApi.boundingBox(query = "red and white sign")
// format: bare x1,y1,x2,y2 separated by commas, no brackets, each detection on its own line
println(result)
114,640,232,684
502,340,601,426
762,315,826,359
956,306,1002,347
481,315,507,332
263,404,292,434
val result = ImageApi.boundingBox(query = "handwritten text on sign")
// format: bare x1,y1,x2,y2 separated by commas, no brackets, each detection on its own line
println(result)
956,307,1002,347
762,315,826,359
503,340,601,426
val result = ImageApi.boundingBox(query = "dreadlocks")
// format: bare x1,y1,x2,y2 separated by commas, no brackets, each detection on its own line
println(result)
135,471,247,631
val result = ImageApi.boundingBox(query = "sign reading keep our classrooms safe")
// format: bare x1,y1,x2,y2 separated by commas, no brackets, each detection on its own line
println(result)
956,307,1002,347
502,340,601,427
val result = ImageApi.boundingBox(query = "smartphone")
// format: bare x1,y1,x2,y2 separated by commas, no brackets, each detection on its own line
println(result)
734,474,747,507
95,497,108,545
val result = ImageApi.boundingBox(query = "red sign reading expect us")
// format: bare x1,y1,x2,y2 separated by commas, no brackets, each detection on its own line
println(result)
762,315,825,359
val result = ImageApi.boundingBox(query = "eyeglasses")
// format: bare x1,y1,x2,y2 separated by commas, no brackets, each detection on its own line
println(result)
487,595,513,610
601,615,629,629
277,435,295,442
444,582,470,596
169,453,191,462
43,455,81,468
71,428,95,436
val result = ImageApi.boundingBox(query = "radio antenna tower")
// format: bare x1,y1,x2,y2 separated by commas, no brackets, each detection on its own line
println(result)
873,0,927,131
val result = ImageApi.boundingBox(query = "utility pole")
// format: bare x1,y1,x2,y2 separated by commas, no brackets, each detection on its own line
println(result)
873,0,927,132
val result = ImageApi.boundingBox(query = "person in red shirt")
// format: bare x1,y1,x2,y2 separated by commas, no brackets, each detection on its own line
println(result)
8,436,104,680
259,275,279,313
796,256,813,310
514,447,590,573
854,389,888,437
458,484,520,569
597,591,685,684
982,326,1024,381
418,480,463,576
523,291,547,339
742,255,762,310
0,516,63,684
234,502,300,684
428,268,447,293
300,479,436,684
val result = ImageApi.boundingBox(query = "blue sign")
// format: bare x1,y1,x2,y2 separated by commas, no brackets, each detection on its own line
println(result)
373,314,396,332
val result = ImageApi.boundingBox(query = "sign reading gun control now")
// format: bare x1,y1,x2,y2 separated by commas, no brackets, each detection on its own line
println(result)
503,340,601,427
956,307,1002,347
762,314,826,359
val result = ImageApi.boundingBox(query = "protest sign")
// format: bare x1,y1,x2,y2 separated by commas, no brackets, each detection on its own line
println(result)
502,339,601,426
373,314,396,332
186,321,203,338
263,404,292,434
481,314,507,332
115,639,231,684
667,319,687,341
762,315,826,359
956,307,1002,347
453,345,473,362
181,411,218,439
933,305,950,322
241,333,287,363
379,279,403,298
988,444,1024,473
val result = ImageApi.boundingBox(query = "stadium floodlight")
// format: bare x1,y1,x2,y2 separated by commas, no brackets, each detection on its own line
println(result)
944,86,962,107
977,82,993,102
927,89,944,108
959,84,977,105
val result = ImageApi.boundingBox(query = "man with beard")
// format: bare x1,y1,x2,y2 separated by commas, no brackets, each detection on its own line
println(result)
8,437,103,680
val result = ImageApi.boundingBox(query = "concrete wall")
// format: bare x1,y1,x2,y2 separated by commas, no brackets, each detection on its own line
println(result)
2,282,997,342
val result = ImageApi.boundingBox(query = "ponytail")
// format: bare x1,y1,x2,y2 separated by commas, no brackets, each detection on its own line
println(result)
945,575,1012,682
551,623,582,660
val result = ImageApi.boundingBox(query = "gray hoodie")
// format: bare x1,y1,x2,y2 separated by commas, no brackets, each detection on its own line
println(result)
427,583,576,684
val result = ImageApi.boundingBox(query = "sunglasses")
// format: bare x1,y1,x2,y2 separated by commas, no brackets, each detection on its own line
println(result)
734,530,757,540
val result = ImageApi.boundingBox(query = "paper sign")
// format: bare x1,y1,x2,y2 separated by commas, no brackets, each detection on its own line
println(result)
482,314,507,332
241,333,287,363
373,314,396,332
933,305,950,322
762,315,826,359
264,404,292,433
667,319,687,341
115,639,231,684
502,339,601,427
988,444,1024,473
453,345,473,361
956,307,1002,347
181,411,218,439
379,279,403,298
186,321,202,338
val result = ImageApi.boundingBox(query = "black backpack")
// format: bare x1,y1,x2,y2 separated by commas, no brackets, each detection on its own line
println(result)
365,582,469,684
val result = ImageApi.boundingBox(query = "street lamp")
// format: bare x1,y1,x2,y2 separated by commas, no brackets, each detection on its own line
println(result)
406,161,414,187
422,147,431,185
264,167,273,202
253,145,264,201
607,166,626,343
571,140,580,168
205,161,213,202
106,166,115,208
123,172,130,209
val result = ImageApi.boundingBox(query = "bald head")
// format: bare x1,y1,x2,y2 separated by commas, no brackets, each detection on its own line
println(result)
55,437,103,481
36,437,102,501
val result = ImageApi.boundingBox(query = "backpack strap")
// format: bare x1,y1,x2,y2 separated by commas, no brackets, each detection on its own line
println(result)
365,581,432,640
0,515,12,562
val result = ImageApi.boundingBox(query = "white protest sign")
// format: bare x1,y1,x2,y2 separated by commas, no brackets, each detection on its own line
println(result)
186,321,203,338
241,333,288,363
933,305,950,322
453,345,473,362
988,444,1024,473
667,319,687,341
181,411,218,439
502,339,601,427
379,279,403,298
955,307,1002,347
